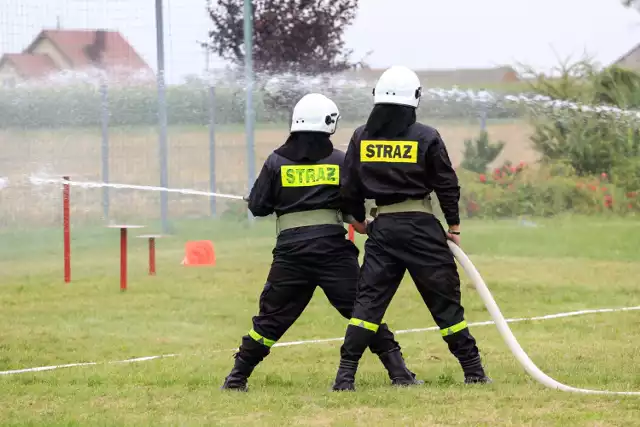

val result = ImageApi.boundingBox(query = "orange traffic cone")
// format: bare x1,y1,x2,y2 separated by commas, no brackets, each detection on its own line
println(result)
182,240,216,266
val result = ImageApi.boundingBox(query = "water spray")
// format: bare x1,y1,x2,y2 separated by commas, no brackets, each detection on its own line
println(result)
28,176,245,201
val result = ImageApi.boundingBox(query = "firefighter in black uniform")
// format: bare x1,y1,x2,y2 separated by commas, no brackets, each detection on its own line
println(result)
220,93,422,391
331,66,492,391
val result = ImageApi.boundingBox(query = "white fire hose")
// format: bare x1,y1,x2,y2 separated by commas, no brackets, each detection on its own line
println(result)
448,240,640,396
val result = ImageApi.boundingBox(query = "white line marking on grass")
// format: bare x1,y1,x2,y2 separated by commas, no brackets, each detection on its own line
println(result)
1,305,638,376
0,362,99,375
110,354,180,364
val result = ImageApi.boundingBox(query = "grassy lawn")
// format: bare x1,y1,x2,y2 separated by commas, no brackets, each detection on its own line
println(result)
1,215,639,426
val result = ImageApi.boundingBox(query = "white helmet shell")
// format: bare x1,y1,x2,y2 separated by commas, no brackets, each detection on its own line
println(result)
373,65,422,108
290,93,340,134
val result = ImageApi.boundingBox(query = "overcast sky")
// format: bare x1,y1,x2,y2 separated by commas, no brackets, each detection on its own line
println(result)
1,0,638,84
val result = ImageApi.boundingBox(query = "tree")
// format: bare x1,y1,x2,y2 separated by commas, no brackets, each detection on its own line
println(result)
460,131,505,174
206,0,359,74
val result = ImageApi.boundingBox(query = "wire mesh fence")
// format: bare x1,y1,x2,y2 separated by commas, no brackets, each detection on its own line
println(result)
0,0,524,233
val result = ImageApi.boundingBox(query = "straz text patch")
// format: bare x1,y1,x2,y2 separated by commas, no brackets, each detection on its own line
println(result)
280,164,340,187
360,140,418,163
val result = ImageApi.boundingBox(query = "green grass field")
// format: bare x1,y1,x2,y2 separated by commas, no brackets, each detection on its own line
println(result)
1,215,640,426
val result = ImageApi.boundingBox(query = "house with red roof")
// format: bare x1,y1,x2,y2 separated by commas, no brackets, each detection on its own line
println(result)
0,29,152,87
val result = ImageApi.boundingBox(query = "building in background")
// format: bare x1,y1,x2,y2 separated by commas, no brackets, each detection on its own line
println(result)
611,43,640,71
0,29,152,87
344,65,520,88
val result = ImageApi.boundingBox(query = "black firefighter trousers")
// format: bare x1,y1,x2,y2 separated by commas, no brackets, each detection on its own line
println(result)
339,212,483,376
235,235,402,370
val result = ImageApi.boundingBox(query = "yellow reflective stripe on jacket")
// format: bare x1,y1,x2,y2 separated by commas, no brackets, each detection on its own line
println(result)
349,318,379,333
360,140,418,163
248,328,277,347
280,164,340,187
440,320,468,337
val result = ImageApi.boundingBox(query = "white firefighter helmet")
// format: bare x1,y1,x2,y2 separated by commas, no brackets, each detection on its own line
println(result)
373,65,422,108
290,93,340,134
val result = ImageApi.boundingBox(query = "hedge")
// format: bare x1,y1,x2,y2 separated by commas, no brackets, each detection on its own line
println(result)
0,83,526,129
217,164,639,224
456,164,639,218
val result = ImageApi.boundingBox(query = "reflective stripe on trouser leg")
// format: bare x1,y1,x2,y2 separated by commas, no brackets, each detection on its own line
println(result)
340,323,378,362
440,320,468,337
345,318,398,359
235,333,272,367
440,321,481,371
348,317,380,333
367,322,401,356
248,328,277,347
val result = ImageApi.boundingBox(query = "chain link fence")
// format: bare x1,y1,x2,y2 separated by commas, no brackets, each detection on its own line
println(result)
0,0,529,233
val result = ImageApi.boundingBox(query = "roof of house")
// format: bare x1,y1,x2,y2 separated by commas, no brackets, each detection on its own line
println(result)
0,53,59,78
611,43,640,67
25,29,151,72
345,66,519,86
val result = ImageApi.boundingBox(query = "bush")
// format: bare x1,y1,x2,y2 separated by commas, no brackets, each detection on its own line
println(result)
525,59,640,178
609,148,640,193
460,131,505,174
530,114,640,176
457,162,637,219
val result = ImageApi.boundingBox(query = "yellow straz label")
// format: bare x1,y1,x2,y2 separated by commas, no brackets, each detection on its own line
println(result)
360,140,418,163
280,164,340,187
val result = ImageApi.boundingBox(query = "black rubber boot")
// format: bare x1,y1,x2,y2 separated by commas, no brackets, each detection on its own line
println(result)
331,359,358,391
460,355,492,385
464,375,492,384
221,334,271,392
378,349,424,387
220,355,257,392
442,329,492,385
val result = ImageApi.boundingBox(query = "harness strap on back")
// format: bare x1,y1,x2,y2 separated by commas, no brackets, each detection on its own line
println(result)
276,209,344,235
374,198,433,215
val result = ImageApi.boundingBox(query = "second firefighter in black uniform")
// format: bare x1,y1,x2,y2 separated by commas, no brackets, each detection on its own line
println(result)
221,93,422,391
331,66,492,391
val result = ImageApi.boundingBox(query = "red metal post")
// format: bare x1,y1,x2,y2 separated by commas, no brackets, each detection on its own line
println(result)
348,224,355,242
149,237,156,276
120,227,127,291
63,176,71,283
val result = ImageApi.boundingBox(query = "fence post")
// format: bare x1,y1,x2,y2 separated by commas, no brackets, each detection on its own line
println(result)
100,80,110,220
479,88,488,132
208,85,216,216
155,0,170,233
244,0,255,222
